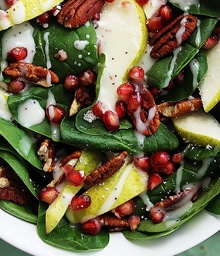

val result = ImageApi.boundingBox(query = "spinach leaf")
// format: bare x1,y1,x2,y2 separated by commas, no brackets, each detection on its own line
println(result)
37,203,109,251
206,194,220,215
146,17,217,89
184,144,220,160
0,118,41,169
169,0,220,17
0,200,37,224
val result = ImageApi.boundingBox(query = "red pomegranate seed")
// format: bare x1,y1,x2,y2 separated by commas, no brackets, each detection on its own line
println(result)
150,151,170,168
5,0,15,7
78,70,96,86
70,195,91,211
149,87,161,97
46,104,66,124
159,5,173,23
103,110,120,132
8,79,25,94
160,162,175,175
63,75,79,91
81,218,102,235
147,16,164,33
202,33,219,49
128,66,145,83
91,101,104,119
150,208,165,223
36,12,51,27
39,187,59,204
112,199,135,218
134,155,151,172
135,0,149,6
117,82,135,102
172,152,184,164
147,173,163,190
7,47,27,62
115,100,127,119
128,215,141,231
64,164,86,186
127,92,141,113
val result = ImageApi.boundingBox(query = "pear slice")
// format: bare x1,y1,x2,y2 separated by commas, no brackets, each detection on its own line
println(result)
65,163,147,224
95,0,147,112
199,41,220,112
172,110,220,147
45,150,102,234
0,0,63,31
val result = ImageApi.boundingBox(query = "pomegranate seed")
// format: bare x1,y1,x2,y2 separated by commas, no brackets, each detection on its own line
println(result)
103,110,120,132
115,100,127,119
36,12,51,27
149,87,161,97
150,208,165,223
81,218,102,235
78,70,96,86
135,0,149,6
127,92,141,113
64,164,86,186
174,70,185,85
63,75,79,91
147,16,164,33
8,79,25,93
54,49,68,61
160,161,175,175
202,33,219,49
117,82,135,102
70,195,91,211
150,151,170,168
46,104,66,124
147,173,163,190
5,0,15,7
128,66,145,83
39,187,59,204
134,155,151,172
128,215,141,231
91,101,104,119
7,47,27,62
112,199,135,218
172,152,184,164
159,5,173,23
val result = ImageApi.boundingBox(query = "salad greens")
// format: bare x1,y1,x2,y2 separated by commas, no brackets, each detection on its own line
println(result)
1,0,220,253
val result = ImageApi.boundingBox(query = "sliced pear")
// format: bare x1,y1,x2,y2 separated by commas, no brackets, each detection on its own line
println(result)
95,0,147,112
45,149,102,234
0,89,12,121
0,0,63,31
172,110,220,147
65,163,147,224
199,41,220,112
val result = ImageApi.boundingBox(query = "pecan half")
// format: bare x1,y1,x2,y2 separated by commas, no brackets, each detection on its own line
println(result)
98,213,129,231
157,97,202,117
84,151,128,187
0,186,29,205
3,62,59,87
150,14,198,58
128,88,160,136
57,0,105,28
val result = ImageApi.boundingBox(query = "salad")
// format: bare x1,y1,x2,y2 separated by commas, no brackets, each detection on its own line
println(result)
1,0,220,253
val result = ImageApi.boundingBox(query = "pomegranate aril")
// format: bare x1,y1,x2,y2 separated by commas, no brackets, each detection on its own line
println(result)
147,173,163,190
128,215,141,231
117,82,135,102
112,199,135,218
150,151,170,168
81,218,102,235
160,161,175,175
172,152,184,164
46,104,66,124
70,195,91,211
64,164,85,186
147,16,164,33
150,208,165,223
115,100,127,119
8,79,25,94
202,33,219,49
64,75,78,91
159,5,173,23
135,0,149,6
134,155,151,172
127,93,141,113
91,101,104,119
103,110,120,132
36,12,51,27
5,0,15,7
7,47,27,62
128,66,145,83
39,187,59,204
78,70,96,86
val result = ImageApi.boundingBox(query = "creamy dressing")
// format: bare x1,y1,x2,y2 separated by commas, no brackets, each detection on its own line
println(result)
43,32,51,69
139,191,154,211
171,0,200,11
189,58,200,90
17,99,45,127
175,162,184,192
195,19,201,47
74,40,89,50
18,134,32,157
176,16,187,46
143,0,167,19
195,157,213,180
0,92,12,120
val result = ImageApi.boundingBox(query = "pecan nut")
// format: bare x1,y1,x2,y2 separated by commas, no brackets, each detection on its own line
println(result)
149,14,198,58
128,88,160,136
157,97,202,117
98,213,129,231
57,0,105,28
3,62,59,87
84,151,128,187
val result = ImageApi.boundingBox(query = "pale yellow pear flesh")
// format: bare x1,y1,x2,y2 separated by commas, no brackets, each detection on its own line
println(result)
95,0,147,112
199,41,220,112
66,164,147,224
172,111,220,147
0,0,63,31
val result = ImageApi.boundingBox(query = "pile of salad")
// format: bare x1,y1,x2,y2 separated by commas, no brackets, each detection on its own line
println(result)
1,0,220,252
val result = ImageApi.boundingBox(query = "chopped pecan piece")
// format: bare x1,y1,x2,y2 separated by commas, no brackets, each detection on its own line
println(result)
157,98,202,117
128,88,160,136
84,151,128,187
3,62,59,87
150,14,198,58
98,213,129,231
57,0,105,28
0,186,29,205
0,177,10,188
